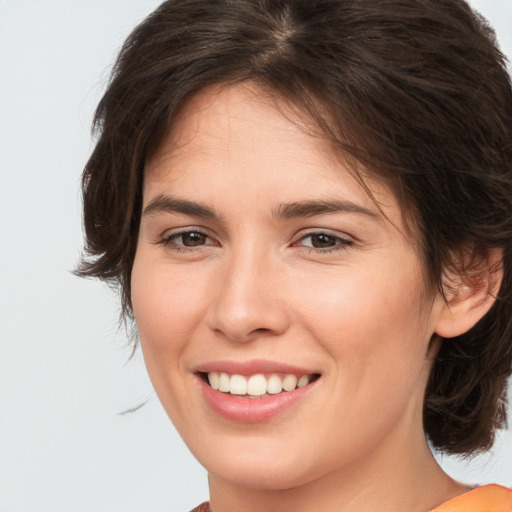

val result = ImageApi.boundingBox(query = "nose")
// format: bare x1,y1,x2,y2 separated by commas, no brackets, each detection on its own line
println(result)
207,248,290,343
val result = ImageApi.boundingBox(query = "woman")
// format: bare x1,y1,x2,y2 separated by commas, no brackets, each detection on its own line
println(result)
78,0,512,510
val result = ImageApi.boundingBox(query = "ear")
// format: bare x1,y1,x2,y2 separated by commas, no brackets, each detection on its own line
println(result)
434,248,503,339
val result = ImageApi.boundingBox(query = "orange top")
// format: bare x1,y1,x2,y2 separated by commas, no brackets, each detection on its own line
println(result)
431,484,512,512
189,484,512,512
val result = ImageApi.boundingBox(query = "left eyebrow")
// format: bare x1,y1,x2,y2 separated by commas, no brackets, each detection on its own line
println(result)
273,199,379,220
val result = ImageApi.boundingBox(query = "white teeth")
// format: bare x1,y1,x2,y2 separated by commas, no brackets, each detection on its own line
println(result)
297,375,309,387
266,374,283,394
206,371,314,396
218,372,231,392
208,371,220,390
247,374,267,396
282,374,298,391
230,374,247,395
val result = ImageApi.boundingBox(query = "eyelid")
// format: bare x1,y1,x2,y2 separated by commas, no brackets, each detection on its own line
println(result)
291,228,355,252
157,226,219,249
292,228,354,243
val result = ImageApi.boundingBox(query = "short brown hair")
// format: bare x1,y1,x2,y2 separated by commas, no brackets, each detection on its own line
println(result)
77,0,512,454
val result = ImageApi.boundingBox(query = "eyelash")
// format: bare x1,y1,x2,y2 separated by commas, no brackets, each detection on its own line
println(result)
157,229,216,252
293,231,354,254
156,229,354,254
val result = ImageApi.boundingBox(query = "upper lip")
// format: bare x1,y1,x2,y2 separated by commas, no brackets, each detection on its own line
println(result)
194,359,319,376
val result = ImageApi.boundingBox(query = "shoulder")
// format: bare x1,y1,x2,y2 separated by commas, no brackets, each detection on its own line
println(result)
432,484,512,512
188,503,210,512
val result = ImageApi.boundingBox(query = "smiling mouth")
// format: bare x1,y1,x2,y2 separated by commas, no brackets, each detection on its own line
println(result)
202,372,321,398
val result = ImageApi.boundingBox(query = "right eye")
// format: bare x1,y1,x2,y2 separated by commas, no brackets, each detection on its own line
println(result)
159,229,216,251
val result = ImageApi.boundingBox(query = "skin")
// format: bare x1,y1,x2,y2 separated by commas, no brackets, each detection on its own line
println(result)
131,83,475,512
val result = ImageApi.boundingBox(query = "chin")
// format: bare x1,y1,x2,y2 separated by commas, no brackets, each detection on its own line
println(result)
208,458,316,491
188,434,334,491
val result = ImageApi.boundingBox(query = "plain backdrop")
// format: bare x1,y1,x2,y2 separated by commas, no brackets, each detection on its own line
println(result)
1,1,511,511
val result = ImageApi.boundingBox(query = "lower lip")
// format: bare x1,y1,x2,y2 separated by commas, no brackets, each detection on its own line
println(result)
199,377,317,423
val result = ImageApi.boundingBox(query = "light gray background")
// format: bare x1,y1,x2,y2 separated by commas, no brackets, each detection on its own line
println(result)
0,2,511,511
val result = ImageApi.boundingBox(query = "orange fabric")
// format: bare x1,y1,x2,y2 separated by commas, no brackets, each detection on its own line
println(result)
431,485,512,512
189,503,210,512
189,485,512,512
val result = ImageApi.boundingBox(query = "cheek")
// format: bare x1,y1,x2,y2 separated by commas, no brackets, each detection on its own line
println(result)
131,253,208,352
130,252,207,415
291,262,431,380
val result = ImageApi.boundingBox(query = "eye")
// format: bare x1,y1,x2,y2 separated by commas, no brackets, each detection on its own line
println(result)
172,231,209,247
303,233,338,249
294,231,353,252
159,229,216,250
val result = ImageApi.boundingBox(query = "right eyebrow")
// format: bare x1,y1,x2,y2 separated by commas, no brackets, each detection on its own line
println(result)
142,194,218,219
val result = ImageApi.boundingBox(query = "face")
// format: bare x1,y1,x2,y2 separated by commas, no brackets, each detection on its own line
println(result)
131,84,445,490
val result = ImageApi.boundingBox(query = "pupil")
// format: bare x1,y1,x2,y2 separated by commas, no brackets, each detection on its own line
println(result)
183,232,205,246
312,234,335,248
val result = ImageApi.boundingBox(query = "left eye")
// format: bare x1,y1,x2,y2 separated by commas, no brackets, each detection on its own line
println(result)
166,231,211,247
297,232,351,250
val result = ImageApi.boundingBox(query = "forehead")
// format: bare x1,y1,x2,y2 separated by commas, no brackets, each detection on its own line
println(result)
144,83,404,229
147,84,340,178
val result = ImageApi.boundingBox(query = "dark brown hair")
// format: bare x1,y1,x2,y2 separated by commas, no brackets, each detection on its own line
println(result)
77,0,512,454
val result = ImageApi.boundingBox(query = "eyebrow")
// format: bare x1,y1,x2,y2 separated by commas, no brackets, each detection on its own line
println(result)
142,195,218,218
142,195,379,222
273,199,379,220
